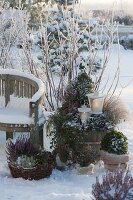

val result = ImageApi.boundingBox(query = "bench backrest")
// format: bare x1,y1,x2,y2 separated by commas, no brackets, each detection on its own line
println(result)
0,69,45,107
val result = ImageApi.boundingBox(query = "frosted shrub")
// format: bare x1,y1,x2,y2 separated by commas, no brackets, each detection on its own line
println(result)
92,170,133,200
101,130,128,155
17,155,36,169
120,35,133,50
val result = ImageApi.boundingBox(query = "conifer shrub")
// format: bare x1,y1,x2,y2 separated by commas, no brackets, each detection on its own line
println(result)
47,72,113,168
62,71,94,114
101,130,128,155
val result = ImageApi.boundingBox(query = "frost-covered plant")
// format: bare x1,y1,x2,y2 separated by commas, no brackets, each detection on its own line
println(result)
0,4,120,112
28,1,55,29
101,130,128,155
61,70,94,113
103,95,130,125
6,137,54,167
17,155,36,169
38,8,118,110
6,137,38,162
114,14,133,26
39,10,102,78
0,8,29,69
6,0,54,9
92,170,133,200
120,35,133,50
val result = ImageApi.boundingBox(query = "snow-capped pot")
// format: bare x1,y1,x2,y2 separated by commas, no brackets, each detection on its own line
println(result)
100,130,130,170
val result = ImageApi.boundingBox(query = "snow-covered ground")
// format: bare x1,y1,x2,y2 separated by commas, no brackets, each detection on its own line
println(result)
0,45,133,200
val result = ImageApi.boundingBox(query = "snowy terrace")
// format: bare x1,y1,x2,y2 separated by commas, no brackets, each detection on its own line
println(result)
0,45,132,200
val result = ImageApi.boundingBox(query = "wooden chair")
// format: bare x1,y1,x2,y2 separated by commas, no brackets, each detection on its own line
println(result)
0,69,46,147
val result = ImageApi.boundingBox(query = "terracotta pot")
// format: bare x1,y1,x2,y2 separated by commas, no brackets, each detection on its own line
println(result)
100,150,130,170
84,130,103,142
77,164,95,175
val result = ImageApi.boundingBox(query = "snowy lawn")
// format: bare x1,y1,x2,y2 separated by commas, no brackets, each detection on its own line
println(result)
0,46,133,200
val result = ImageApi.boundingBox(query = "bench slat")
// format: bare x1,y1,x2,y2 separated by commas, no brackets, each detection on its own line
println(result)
24,82,28,98
2,79,5,96
15,80,19,97
0,79,1,96
10,80,15,95
19,81,23,97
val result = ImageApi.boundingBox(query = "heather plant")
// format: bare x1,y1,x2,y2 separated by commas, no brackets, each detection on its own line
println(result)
101,130,128,155
6,137,38,162
6,137,54,168
92,170,133,200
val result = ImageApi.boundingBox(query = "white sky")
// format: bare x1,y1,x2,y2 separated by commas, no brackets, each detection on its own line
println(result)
80,0,133,13
81,0,131,5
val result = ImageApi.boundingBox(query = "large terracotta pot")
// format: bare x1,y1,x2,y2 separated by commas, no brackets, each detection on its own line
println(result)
100,150,130,170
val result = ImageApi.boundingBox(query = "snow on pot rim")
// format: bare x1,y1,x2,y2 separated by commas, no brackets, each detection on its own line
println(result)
86,92,106,99
100,150,130,164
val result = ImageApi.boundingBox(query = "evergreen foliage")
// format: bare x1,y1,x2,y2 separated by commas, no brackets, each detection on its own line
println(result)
101,130,128,155
36,10,101,75
47,72,113,167
62,71,94,114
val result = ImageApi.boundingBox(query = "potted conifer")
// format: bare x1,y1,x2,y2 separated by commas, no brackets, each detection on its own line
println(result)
100,130,130,170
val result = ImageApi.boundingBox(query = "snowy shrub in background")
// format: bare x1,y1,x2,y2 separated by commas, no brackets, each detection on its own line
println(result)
38,9,102,77
120,35,133,50
92,170,133,200
0,2,120,111
6,0,55,9
114,14,133,26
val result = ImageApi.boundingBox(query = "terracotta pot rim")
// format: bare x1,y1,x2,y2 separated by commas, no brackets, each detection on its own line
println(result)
100,150,130,164
100,150,130,157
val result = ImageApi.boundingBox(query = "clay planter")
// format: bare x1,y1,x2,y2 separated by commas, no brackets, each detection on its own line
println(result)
8,162,53,180
77,164,95,175
100,150,130,171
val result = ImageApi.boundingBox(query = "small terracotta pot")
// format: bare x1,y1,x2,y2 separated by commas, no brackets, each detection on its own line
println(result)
77,164,95,175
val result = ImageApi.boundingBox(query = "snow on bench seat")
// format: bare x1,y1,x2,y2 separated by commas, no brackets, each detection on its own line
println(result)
0,95,32,124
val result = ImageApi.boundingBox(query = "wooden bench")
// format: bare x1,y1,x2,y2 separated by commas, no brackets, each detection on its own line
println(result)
0,69,46,147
